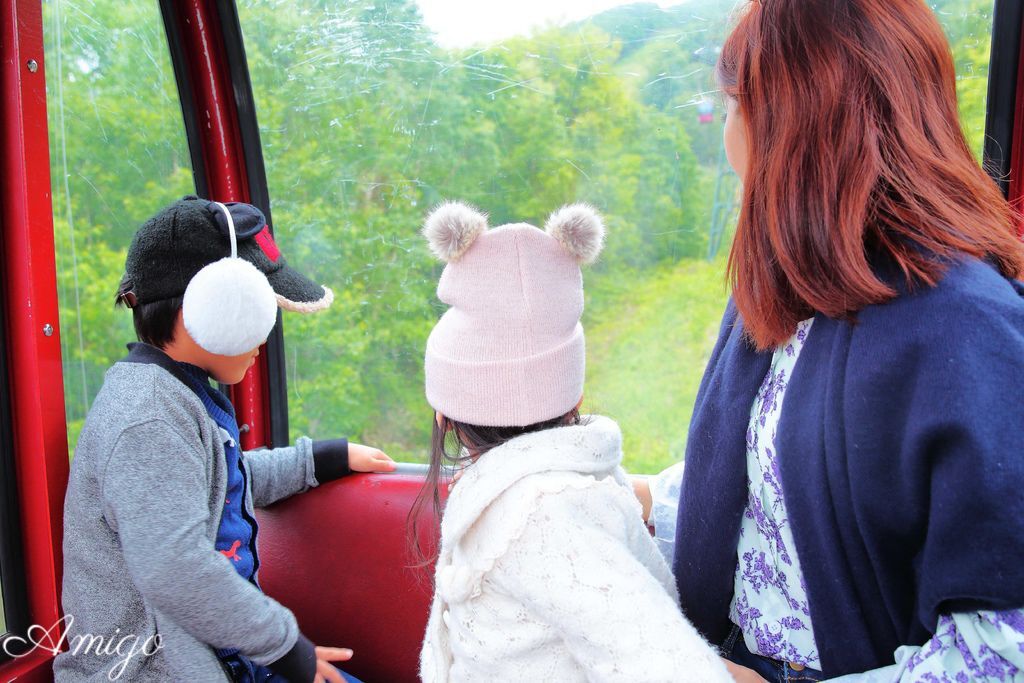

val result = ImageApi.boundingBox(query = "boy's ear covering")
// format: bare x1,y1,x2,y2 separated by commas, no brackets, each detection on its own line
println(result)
182,254,278,356
423,201,488,262
544,203,605,264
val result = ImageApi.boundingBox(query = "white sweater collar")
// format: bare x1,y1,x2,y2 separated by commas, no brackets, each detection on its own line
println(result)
441,415,622,545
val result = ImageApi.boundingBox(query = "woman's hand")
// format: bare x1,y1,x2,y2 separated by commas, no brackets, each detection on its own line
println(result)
722,657,768,683
631,475,653,523
313,646,353,683
348,443,397,473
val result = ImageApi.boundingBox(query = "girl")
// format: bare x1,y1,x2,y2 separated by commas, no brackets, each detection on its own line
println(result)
638,1,1024,681
414,202,732,682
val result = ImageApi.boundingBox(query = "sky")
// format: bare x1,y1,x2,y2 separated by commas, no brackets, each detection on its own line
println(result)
415,0,679,48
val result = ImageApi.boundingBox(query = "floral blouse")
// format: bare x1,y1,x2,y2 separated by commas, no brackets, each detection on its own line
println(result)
649,319,1024,681
728,317,821,668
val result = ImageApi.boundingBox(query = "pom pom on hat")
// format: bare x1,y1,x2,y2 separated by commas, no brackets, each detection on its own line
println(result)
544,203,605,264
423,201,488,262
183,257,278,356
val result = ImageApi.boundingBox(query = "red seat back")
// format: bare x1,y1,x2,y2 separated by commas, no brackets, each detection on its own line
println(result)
256,472,440,683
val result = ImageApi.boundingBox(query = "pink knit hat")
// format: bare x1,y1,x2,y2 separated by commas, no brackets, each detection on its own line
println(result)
423,201,605,427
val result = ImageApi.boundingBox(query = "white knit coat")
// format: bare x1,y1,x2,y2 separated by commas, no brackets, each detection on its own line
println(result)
419,416,731,682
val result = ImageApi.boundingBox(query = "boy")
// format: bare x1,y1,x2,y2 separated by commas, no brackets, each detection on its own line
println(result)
55,197,394,682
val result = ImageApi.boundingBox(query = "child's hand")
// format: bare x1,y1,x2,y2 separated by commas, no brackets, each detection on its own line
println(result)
313,646,353,683
631,475,653,523
349,443,397,473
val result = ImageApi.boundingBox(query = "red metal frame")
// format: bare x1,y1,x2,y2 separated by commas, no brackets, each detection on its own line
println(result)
170,0,271,450
0,1,71,680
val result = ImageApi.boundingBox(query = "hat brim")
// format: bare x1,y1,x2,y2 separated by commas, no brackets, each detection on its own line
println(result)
266,265,334,313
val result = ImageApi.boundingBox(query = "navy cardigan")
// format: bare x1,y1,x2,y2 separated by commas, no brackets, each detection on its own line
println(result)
673,257,1024,678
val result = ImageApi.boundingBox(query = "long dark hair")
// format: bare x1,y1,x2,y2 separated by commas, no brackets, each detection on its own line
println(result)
407,408,583,567
719,0,1024,349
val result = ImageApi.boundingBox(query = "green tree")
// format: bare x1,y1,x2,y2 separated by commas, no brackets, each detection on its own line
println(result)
45,0,996,470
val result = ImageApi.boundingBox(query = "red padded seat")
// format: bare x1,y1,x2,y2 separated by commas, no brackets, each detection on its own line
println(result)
256,472,440,683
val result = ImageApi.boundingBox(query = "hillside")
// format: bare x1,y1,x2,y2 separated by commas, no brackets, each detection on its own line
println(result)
583,257,729,473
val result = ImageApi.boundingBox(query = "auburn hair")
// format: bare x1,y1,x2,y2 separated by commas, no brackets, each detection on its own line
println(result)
719,0,1024,349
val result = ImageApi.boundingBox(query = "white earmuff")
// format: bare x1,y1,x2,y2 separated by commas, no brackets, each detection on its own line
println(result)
182,202,278,356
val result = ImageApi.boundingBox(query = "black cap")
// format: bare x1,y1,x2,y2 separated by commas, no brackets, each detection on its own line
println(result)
120,196,332,312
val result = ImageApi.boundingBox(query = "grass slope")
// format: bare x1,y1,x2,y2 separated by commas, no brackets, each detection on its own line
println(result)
583,257,729,474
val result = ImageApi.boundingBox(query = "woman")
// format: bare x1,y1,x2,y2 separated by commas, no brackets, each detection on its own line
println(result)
640,1,1024,681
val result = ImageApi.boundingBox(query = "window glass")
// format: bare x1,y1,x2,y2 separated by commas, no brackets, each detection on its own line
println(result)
43,0,195,455
238,0,994,472
933,0,995,156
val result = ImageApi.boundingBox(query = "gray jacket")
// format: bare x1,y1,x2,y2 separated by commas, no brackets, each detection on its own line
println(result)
54,345,344,682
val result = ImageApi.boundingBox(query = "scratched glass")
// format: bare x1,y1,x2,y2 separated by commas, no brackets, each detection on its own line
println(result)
42,0,194,465
237,0,993,471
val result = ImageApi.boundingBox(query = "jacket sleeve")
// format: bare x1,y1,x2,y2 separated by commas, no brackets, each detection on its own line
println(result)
419,590,451,682
894,610,1024,681
487,486,731,683
100,419,307,668
648,461,685,566
846,272,1024,630
243,437,350,508
829,610,1024,682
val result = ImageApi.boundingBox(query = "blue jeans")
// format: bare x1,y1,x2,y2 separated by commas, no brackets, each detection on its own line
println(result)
721,625,826,683
219,650,364,683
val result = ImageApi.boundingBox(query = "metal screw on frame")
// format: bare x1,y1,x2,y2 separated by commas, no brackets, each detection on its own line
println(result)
239,423,251,434
43,324,54,337
26,59,38,73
